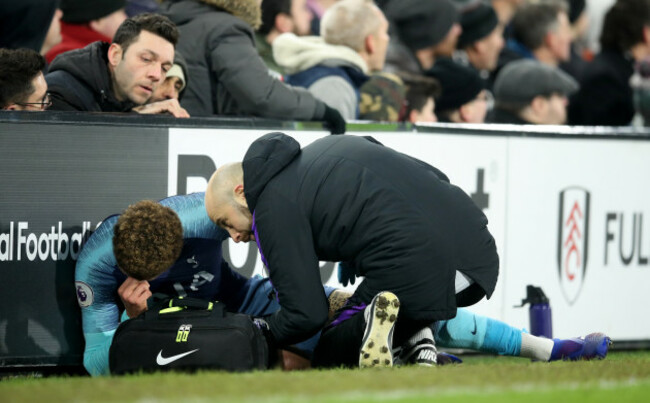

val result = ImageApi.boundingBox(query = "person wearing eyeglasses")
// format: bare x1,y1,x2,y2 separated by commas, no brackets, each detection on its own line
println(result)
0,48,51,111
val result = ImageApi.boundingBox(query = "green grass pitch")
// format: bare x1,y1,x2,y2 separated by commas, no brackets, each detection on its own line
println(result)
2,351,649,402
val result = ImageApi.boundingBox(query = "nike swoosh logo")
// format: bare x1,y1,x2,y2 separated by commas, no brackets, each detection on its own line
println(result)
156,349,199,366
470,316,477,335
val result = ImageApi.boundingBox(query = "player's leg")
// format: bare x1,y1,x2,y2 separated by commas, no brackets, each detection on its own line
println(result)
312,290,401,368
435,309,611,361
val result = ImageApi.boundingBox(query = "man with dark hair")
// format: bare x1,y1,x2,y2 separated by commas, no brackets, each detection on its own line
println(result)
257,0,312,75
0,49,50,111
491,59,578,125
159,0,345,134
504,1,572,68
569,0,650,126
76,193,338,376
401,74,440,123
46,13,189,117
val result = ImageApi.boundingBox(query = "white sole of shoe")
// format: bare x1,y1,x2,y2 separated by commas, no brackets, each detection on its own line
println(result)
359,291,400,368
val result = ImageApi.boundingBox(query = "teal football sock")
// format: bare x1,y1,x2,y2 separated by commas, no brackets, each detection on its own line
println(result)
434,308,522,356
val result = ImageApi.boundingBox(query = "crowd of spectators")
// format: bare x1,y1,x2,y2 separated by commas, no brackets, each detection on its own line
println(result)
2,0,650,128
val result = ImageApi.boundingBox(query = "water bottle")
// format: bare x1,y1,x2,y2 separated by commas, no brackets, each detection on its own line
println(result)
514,285,553,339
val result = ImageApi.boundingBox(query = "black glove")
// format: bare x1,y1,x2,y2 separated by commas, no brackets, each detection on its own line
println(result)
321,104,346,135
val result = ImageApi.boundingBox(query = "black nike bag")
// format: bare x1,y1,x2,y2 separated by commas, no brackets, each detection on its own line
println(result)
109,297,269,374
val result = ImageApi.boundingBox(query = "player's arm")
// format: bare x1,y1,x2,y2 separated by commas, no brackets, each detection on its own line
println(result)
254,193,329,346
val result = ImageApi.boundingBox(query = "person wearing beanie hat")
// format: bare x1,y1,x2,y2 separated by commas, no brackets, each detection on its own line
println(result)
46,0,127,63
0,0,63,56
384,0,462,74
149,53,189,102
454,2,504,76
491,59,578,125
427,58,489,123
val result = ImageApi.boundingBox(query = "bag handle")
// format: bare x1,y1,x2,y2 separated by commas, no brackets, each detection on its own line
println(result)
160,297,213,313
142,295,225,320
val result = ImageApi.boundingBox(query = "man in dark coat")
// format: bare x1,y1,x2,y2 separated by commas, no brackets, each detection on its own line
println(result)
569,0,650,126
0,0,62,56
205,132,499,368
159,0,345,133
46,13,189,117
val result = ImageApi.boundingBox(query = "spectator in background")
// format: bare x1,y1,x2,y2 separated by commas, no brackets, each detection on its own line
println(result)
273,0,389,119
384,0,462,74
358,72,407,122
159,0,345,133
401,74,440,123
148,55,188,102
126,0,161,16
491,0,524,27
306,0,338,35
257,0,313,76
503,1,572,68
454,1,504,88
569,0,650,126
46,13,189,117
46,0,128,63
0,0,63,56
428,58,489,124
559,0,590,82
0,49,50,111
490,59,578,125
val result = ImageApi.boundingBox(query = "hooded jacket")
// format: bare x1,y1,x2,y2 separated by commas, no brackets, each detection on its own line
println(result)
159,0,326,119
274,33,370,120
243,133,499,345
46,41,136,112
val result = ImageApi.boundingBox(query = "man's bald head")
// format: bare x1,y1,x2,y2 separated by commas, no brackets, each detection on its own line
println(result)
206,162,244,219
205,162,255,243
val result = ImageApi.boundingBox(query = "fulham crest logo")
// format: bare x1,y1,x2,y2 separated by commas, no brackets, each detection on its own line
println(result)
557,187,590,305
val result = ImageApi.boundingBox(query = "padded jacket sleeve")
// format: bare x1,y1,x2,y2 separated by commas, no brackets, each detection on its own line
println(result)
253,190,329,346
207,22,326,120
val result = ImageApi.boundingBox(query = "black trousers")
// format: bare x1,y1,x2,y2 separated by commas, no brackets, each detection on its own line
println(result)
311,283,486,368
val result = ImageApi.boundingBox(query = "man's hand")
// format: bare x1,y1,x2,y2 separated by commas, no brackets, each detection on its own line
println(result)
118,276,152,318
133,99,190,118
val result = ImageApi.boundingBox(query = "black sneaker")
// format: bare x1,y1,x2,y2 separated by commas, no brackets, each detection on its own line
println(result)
359,291,400,368
394,327,437,367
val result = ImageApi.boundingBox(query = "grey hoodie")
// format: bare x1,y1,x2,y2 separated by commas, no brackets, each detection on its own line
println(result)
160,0,326,119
